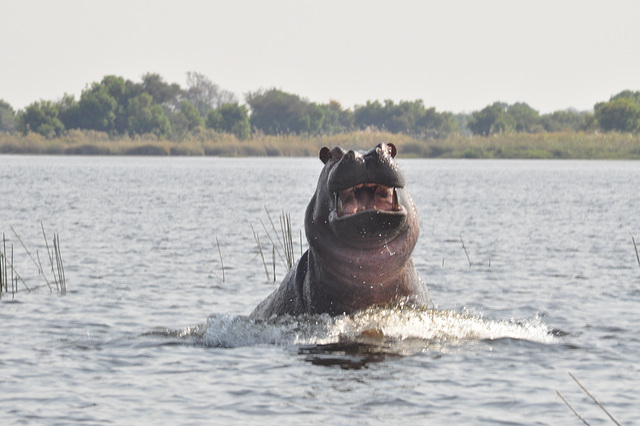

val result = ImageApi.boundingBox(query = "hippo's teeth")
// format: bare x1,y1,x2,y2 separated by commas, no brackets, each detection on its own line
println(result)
392,188,399,211
336,184,400,217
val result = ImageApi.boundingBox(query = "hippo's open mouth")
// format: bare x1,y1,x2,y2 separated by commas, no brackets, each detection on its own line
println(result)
335,183,400,217
329,183,407,246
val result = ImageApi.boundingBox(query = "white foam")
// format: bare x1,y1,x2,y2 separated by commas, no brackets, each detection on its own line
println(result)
196,306,556,349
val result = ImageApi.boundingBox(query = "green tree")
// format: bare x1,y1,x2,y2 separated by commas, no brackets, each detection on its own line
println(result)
142,73,182,107
318,100,354,134
58,76,134,134
468,102,515,135
541,109,587,132
17,100,65,137
169,100,204,137
100,75,136,133
354,100,457,138
353,100,385,130
610,90,640,104
0,99,16,132
57,93,81,130
417,107,459,139
180,100,204,130
205,104,251,139
101,75,128,104
507,102,541,132
595,91,640,133
245,89,324,135
218,103,251,139
383,100,423,133
205,108,222,130
127,93,172,137
76,82,118,132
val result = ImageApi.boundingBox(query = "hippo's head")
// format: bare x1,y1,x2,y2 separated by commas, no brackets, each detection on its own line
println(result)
250,143,428,319
305,143,419,285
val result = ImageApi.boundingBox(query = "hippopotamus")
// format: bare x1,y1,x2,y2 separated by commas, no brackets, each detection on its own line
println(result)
250,143,431,319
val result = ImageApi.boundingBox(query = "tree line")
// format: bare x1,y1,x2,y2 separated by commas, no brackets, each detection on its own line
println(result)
1,72,639,140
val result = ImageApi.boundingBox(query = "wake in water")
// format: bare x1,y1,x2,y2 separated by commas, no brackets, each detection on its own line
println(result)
148,305,558,368
187,305,556,351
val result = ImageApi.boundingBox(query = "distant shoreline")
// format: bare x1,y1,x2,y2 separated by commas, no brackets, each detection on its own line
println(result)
1,130,639,159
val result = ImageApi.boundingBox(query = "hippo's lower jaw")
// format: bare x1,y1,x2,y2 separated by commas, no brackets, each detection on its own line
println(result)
328,205,407,247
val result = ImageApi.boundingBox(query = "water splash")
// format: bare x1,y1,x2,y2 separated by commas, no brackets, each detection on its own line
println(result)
193,305,556,350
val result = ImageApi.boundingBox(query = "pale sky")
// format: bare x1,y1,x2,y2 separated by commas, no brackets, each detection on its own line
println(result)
1,0,639,114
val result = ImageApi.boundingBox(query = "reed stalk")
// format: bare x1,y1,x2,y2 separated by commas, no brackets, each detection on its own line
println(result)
557,372,621,425
279,211,295,270
1,233,5,294
0,249,31,293
272,246,276,282
251,223,270,281
11,245,14,294
631,233,640,267
0,224,65,297
12,224,53,291
253,208,301,283
54,233,66,294
262,207,287,268
215,236,225,283
41,223,59,292
556,391,590,425
261,206,297,271
569,372,620,425
459,233,472,267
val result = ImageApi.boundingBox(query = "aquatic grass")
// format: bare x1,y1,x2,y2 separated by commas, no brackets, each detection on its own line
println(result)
0,224,65,297
39,223,66,294
53,233,66,294
279,212,295,270
260,207,287,270
0,234,3,293
215,236,225,283
556,391,589,425
2,239,26,296
459,233,472,267
0,239,31,296
11,224,52,291
272,246,277,282
631,233,640,267
557,372,621,425
258,207,300,280
250,223,270,281
568,372,621,426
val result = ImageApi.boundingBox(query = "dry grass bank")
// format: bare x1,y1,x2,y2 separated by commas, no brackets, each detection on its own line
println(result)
1,129,639,159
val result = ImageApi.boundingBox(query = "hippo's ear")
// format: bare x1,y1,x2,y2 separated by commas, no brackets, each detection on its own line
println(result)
319,147,331,164
388,143,397,158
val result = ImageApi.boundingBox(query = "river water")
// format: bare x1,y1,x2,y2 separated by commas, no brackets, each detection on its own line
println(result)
1,155,638,424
